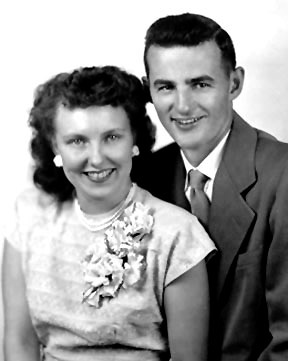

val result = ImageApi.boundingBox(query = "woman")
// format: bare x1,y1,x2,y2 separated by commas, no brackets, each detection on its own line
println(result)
2,66,215,361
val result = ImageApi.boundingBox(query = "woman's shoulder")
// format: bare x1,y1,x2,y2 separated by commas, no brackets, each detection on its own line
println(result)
135,186,216,286
135,185,213,242
14,186,57,213
4,186,73,245
8,187,70,227
136,185,196,224
136,184,215,244
3,187,57,245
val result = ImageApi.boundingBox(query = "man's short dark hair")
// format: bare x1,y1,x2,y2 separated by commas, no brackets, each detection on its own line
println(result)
144,13,236,77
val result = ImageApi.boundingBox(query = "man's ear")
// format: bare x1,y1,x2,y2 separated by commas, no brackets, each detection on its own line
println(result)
51,138,59,156
229,66,245,100
141,76,149,87
141,76,152,103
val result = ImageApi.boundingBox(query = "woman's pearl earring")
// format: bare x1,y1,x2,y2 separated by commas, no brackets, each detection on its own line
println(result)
53,154,63,167
132,145,140,157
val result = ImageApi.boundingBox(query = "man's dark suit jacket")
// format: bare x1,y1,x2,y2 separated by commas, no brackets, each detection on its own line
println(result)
133,112,288,361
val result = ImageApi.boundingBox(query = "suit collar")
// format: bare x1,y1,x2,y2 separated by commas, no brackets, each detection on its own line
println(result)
221,112,257,193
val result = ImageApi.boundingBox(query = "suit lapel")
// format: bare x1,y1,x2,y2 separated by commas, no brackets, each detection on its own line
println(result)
208,113,257,300
161,144,190,211
209,164,255,300
158,116,258,301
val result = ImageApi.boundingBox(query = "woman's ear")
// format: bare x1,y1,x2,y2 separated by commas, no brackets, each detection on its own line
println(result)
132,145,140,157
229,66,245,100
53,154,63,167
51,139,63,167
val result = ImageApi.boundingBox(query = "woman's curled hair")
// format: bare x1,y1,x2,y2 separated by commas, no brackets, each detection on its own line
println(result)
29,66,156,202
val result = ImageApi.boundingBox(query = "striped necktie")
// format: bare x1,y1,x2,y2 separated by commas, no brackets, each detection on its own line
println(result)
189,169,210,227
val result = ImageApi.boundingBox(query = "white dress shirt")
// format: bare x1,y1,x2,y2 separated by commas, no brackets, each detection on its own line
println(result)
182,131,230,202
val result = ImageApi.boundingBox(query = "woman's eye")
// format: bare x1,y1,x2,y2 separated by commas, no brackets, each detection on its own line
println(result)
71,138,84,145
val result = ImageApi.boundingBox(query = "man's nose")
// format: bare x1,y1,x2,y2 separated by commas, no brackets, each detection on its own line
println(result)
175,90,193,113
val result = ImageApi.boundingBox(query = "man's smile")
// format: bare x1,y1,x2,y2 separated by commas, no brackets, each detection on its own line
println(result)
171,115,206,126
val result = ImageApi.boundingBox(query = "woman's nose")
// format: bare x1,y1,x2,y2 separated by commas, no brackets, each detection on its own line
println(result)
89,143,104,166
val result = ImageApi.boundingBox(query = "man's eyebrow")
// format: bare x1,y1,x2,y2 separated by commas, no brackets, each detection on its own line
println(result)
152,75,215,87
186,75,214,83
152,79,174,86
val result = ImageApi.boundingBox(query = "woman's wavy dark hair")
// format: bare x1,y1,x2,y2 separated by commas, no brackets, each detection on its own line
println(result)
29,66,156,202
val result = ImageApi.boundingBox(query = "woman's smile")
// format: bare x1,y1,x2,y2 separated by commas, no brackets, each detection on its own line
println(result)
83,168,115,182
54,105,134,214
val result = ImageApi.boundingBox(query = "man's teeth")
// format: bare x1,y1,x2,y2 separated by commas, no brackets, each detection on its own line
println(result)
175,117,202,124
86,169,113,180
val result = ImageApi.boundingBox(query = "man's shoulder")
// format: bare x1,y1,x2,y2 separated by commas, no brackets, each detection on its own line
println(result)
229,114,288,162
255,131,288,168
226,116,288,183
249,122,288,158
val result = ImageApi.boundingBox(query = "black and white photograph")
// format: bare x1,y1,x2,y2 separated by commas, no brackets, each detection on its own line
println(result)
1,1,288,360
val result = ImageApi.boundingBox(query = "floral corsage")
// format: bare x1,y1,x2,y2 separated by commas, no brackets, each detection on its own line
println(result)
81,201,154,308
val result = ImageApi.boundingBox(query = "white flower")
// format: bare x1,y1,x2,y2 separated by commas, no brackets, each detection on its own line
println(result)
125,202,154,235
81,201,154,308
82,253,124,308
123,253,145,288
105,221,133,257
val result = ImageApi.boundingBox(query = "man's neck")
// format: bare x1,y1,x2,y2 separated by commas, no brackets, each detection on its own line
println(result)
182,128,232,168
182,148,211,168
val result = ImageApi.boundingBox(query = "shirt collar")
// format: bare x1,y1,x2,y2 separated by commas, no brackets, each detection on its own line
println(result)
181,130,230,184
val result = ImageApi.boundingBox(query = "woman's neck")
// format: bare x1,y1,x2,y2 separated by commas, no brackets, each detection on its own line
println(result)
76,181,133,215
74,183,136,232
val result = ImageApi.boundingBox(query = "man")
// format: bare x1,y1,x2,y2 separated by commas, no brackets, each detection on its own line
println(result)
133,13,288,361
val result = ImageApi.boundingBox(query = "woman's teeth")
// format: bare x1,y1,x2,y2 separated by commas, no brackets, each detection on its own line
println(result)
86,169,114,180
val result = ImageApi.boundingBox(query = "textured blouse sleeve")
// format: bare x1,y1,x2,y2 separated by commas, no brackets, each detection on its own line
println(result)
3,196,22,251
163,213,216,287
3,188,44,252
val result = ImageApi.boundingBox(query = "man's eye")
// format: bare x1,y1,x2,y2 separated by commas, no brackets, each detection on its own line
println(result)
195,82,210,89
158,85,173,92
106,134,119,142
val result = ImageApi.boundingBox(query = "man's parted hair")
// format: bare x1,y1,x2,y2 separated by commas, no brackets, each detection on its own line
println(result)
144,13,236,77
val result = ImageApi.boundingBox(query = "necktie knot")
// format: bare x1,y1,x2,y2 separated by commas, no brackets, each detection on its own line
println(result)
189,170,209,190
